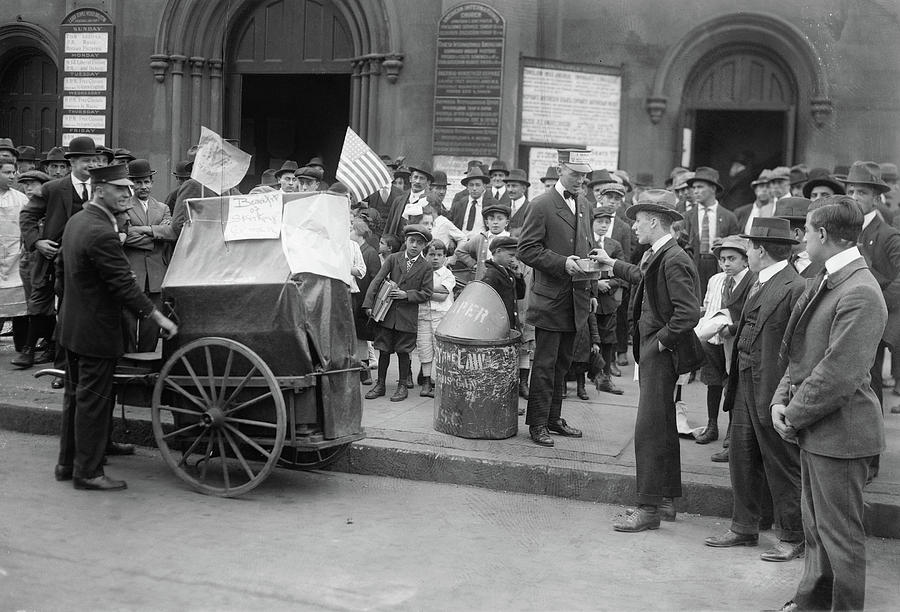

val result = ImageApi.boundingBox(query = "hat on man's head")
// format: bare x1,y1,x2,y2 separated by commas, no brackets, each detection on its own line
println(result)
407,160,434,182
460,166,490,185
65,136,98,159
790,165,808,185
431,170,448,187
0,138,18,157
751,169,774,187
392,166,411,179
666,167,689,187
274,160,299,178
258,169,277,186
557,149,592,174
774,197,812,222
126,159,156,179
587,168,618,188
592,205,617,219
114,148,136,163
801,168,845,198
403,223,432,243
482,204,511,219
295,165,324,180
739,217,799,244
712,235,749,257
840,160,891,194
172,159,193,178
769,166,791,181
97,146,115,163
625,188,683,221
880,163,898,182
671,171,694,191
613,169,633,190
489,236,518,253
541,166,559,181
307,156,325,169
16,145,37,161
686,166,724,194
88,163,133,186
504,168,529,185
17,169,51,184
44,147,68,163
466,159,484,170
488,160,510,176
598,182,626,197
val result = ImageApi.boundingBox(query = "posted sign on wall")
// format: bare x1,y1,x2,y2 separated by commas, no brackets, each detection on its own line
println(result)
59,8,114,147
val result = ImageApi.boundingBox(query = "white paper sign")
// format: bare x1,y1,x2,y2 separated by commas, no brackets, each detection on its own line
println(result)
64,32,108,53
62,114,106,129
281,193,352,286
223,191,283,241
64,77,107,91
62,133,105,146
191,126,252,193
65,58,108,72
63,96,107,110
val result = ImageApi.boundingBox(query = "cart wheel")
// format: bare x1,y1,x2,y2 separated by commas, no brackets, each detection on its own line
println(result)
279,443,350,471
151,337,286,497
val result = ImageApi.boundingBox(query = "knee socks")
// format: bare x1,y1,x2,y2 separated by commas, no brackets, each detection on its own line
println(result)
377,351,390,382
397,352,411,381
707,385,723,422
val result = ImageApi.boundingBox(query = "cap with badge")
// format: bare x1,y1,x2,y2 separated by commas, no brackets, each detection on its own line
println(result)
625,189,683,221
557,148,592,174
489,236,518,253
711,235,749,257
739,217,799,244
88,163,134,186
403,223,432,243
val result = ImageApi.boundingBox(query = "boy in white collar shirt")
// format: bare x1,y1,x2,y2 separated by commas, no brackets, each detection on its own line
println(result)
416,239,455,397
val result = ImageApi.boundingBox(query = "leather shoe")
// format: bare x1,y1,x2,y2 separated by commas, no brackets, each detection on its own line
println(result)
704,529,758,547
616,353,629,367
529,425,554,447
73,475,127,491
390,383,408,402
710,448,729,462
33,349,54,365
695,423,719,444
10,348,34,368
359,368,373,385
613,506,660,532
405,374,414,389
576,383,589,400
420,379,434,398
106,441,135,456
518,380,530,399
54,464,73,481
609,362,622,377
547,418,582,437
364,381,386,399
51,378,64,389
596,376,624,395
627,497,675,521
761,540,805,562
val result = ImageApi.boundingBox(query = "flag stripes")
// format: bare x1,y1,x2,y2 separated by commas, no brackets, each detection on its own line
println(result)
336,127,392,203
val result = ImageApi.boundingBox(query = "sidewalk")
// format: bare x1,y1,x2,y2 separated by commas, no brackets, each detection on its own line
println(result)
2,339,898,538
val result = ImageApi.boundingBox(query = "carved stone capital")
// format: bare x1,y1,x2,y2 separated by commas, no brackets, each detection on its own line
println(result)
382,53,404,84
810,98,833,127
189,56,206,77
169,54,187,76
208,59,223,78
646,96,668,124
149,54,170,83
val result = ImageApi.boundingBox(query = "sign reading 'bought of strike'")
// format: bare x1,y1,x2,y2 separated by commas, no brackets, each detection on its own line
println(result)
432,3,505,157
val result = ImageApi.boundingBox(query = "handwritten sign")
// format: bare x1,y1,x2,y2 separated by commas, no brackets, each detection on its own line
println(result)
281,192,352,286
192,126,252,193
223,191,283,241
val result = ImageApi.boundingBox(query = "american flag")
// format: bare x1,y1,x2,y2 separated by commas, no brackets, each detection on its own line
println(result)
336,127,392,203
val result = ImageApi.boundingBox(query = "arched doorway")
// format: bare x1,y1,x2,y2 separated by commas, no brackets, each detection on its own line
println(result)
225,0,353,190
0,47,58,152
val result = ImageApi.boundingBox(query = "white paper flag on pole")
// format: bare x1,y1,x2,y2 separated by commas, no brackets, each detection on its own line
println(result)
336,126,392,203
281,192,352,286
190,126,252,193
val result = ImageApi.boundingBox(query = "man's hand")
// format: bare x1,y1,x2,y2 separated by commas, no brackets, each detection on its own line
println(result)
151,310,178,339
589,248,615,266
564,255,583,277
364,308,373,319
718,324,731,339
390,288,408,300
771,404,797,443
34,239,59,259
597,279,612,294
591,343,601,355
590,297,598,313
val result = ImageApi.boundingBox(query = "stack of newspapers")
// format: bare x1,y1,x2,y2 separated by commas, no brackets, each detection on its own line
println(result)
372,279,398,322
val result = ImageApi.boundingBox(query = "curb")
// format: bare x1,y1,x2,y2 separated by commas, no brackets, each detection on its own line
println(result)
3,400,897,539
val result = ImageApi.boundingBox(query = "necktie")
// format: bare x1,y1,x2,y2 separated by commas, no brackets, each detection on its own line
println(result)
494,189,501,200
788,252,799,271
564,190,576,200
79,182,88,201
722,275,735,304
639,249,653,274
465,199,478,231
700,207,711,254
406,256,414,272
747,280,761,300
779,270,828,367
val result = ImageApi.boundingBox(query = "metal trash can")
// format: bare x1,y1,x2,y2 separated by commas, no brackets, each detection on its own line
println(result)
432,330,521,439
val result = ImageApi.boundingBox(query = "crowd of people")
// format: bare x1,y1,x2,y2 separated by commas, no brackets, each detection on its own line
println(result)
1,135,895,611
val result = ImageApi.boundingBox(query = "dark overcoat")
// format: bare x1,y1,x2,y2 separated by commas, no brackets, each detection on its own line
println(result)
857,214,900,347
361,251,433,334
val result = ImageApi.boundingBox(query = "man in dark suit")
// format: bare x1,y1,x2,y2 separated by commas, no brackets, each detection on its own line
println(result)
771,196,886,612
382,161,433,239
684,167,741,296
14,136,101,370
505,168,530,235
448,160,487,211
517,149,595,447
705,218,805,561
734,170,774,234
449,166,499,234
487,160,512,206
774,197,823,279
592,189,702,532
54,164,178,491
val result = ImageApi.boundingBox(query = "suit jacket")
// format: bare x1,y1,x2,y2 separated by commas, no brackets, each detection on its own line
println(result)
55,206,155,358
481,259,525,329
171,179,238,237
19,176,88,282
517,188,594,332
593,234,625,314
722,269,756,338
448,192,500,233
488,188,512,208
611,237,702,371
365,185,402,220
683,204,741,266
121,196,176,294
857,214,900,347
362,251,433,333
723,264,804,417
721,167,756,211
383,189,422,238
773,257,886,458
734,202,756,231
509,198,529,235
609,216,633,263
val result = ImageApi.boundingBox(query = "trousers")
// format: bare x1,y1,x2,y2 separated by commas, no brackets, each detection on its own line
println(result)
525,327,575,426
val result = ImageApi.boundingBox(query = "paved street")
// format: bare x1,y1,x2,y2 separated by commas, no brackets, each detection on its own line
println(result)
1,431,898,611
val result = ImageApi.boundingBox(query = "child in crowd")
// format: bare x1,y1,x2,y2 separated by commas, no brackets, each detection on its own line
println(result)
455,204,511,281
480,236,525,330
428,203,468,255
592,206,626,395
363,224,434,401
416,239,456,397
378,233,402,264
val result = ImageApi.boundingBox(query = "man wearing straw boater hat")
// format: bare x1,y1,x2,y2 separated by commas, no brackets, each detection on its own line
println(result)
591,189,702,531
518,149,595,447
705,217,805,562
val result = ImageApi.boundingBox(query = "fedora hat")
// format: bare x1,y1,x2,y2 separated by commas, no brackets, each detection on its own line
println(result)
790,165,808,185
557,148,592,174
0,138,19,157
751,169,774,187
16,145,37,161
503,168,529,185
488,160,510,175
306,156,326,169
840,160,891,194
801,168,845,198
88,163,133,186
431,170,448,187
671,171,694,191
666,166,689,187
172,159,193,178
739,217,799,244
592,205,617,219
114,148,136,163
126,158,156,178
625,188,683,221
686,166,723,194
407,160,434,182
481,204,511,218
587,168,617,188
613,169,632,191
774,196,812,221
460,166,490,186
43,147,68,164
65,136,98,159
97,146,115,163
712,235,749,257
769,166,791,181
392,165,411,179
16,169,51,184
258,168,277,186
541,166,559,181
880,163,898,183
274,160,299,178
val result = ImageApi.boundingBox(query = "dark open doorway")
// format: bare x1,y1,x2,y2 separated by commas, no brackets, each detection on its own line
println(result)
238,74,351,192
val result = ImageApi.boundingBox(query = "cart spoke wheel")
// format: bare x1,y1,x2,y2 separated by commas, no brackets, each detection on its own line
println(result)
152,338,286,497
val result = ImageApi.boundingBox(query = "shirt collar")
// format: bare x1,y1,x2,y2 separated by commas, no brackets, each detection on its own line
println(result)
70,173,91,189
757,259,788,283
554,181,570,200
650,233,672,253
824,246,862,275
730,267,749,285
862,210,878,230
511,195,525,206
700,200,718,212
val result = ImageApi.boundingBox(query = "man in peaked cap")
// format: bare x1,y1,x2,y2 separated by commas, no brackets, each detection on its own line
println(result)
706,217,805,562
295,165,324,192
41,147,71,180
274,160,300,192
591,189,702,531
684,167,741,297
517,149,595,448
735,170,775,235
54,163,178,491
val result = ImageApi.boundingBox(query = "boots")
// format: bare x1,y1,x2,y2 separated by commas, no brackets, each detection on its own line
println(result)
518,369,530,399
391,380,409,402
576,373,589,400
695,420,719,444
420,377,434,398
365,380,386,399
596,372,624,395
359,362,373,385
11,346,35,368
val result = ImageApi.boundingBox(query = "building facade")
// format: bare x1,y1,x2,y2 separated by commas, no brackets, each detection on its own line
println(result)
1,0,898,195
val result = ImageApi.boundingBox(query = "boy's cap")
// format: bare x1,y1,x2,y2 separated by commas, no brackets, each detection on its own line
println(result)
489,236,518,253
403,223,432,242
482,203,511,218
295,166,324,180
711,235,749,257
592,205,617,219
17,169,51,184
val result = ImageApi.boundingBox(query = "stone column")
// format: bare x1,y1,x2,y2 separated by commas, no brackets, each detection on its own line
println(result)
189,57,206,144
208,59,224,133
169,54,187,168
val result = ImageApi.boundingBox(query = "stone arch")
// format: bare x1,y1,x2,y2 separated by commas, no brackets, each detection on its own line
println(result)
0,21,59,64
